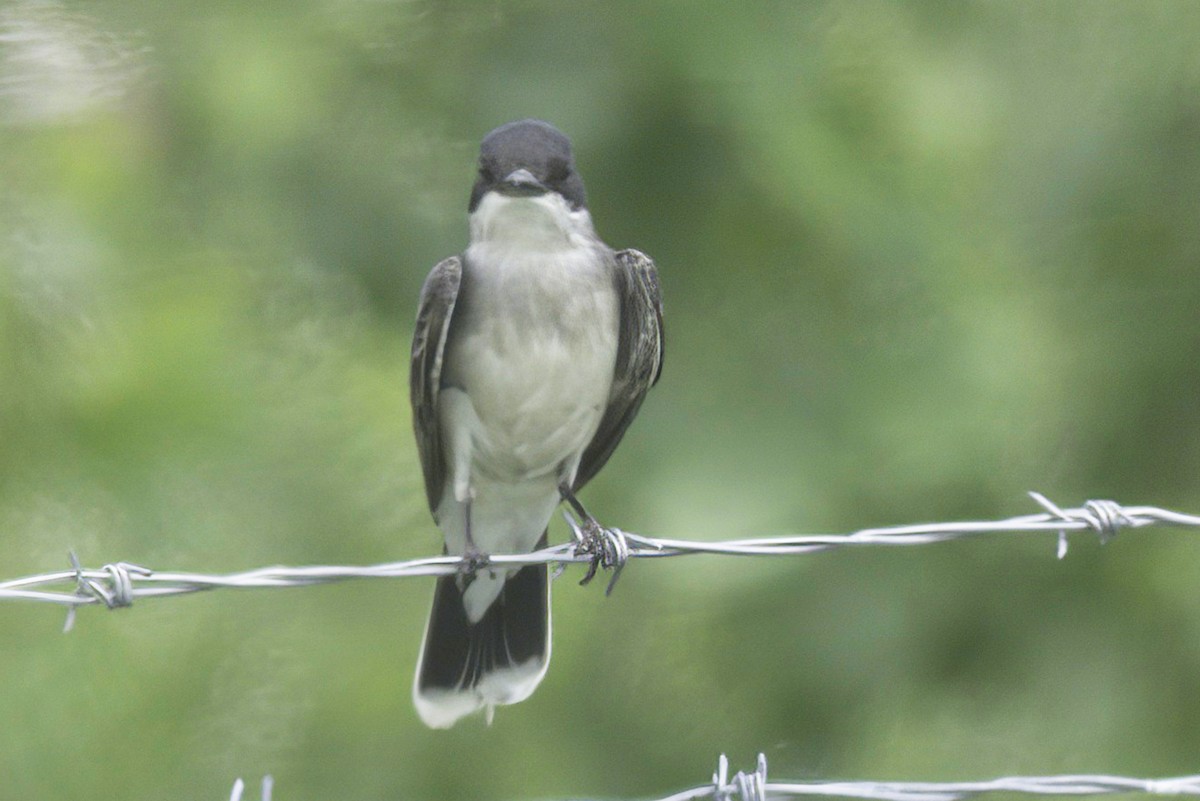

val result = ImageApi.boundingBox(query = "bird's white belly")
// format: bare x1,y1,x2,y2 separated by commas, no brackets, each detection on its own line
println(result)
464,328,612,480
442,246,619,484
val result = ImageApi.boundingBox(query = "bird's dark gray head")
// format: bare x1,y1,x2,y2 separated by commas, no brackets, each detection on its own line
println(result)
469,119,587,213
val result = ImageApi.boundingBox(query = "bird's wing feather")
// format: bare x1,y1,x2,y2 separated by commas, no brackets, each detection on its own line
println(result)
574,248,664,490
410,255,463,518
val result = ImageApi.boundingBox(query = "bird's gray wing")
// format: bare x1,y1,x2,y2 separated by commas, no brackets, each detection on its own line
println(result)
410,255,463,519
574,248,664,491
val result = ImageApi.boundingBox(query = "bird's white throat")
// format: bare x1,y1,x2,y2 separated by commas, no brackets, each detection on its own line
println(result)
468,191,596,256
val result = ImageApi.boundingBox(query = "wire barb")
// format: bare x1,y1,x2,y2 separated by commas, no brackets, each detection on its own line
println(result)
1028,493,1134,552
711,753,768,801
62,552,152,630
3,495,1199,624
229,776,272,801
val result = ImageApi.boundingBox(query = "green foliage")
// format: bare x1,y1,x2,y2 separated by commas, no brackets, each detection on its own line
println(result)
3,1,1200,798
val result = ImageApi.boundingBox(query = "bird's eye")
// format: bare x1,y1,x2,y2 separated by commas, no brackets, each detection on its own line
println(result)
478,163,494,181
546,158,568,183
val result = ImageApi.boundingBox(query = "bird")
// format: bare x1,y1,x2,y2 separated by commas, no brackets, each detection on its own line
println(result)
409,119,664,728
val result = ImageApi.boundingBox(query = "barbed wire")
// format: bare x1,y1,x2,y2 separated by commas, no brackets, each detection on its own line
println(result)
651,754,1200,801
218,757,1200,801
2,493,1198,632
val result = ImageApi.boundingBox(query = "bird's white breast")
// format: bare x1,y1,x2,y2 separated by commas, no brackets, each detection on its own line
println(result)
444,199,619,485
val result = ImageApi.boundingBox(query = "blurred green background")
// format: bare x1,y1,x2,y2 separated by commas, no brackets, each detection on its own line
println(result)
3,1,1200,799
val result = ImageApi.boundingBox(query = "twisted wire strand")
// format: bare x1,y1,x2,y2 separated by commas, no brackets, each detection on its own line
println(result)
1,494,1197,620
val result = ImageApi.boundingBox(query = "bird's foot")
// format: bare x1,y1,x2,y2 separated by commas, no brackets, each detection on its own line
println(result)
563,509,629,596
455,547,493,589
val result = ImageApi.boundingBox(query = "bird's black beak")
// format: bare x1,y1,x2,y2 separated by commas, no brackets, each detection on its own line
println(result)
497,168,547,197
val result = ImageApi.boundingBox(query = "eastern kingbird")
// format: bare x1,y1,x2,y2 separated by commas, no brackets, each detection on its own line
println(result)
409,119,664,728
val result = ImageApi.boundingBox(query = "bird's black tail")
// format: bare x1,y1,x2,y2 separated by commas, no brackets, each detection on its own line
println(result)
412,537,551,728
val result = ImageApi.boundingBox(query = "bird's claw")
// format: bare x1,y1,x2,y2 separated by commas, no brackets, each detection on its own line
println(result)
563,510,629,595
456,548,493,588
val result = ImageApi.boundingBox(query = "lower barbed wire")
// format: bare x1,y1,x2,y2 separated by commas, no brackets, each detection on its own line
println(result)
653,755,1200,801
